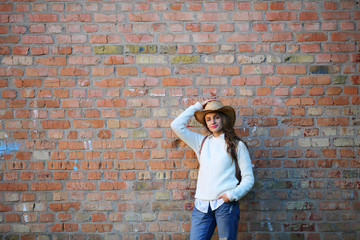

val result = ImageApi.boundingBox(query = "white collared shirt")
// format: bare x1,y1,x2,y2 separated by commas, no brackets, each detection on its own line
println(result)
195,198,225,213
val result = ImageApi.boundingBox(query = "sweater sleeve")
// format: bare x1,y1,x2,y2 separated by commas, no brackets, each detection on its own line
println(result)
170,102,205,155
225,141,255,201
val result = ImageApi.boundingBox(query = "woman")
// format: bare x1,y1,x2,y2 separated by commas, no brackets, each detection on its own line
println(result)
171,99,255,240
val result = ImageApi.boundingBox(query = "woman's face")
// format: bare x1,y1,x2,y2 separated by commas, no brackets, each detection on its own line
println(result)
205,112,223,136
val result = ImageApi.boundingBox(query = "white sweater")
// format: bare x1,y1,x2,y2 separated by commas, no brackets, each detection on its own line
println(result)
171,102,255,201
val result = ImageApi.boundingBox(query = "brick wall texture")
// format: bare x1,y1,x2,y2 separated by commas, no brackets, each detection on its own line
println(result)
0,0,359,239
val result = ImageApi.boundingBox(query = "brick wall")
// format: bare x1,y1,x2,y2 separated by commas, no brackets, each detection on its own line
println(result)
0,0,359,239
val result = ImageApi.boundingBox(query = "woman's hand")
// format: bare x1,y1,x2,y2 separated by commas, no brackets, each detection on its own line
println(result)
200,98,218,108
218,193,230,203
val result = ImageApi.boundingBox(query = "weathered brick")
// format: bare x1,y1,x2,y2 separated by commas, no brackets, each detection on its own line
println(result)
159,45,177,54
285,201,315,210
136,55,167,64
2,56,32,66
93,45,123,54
125,45,157,54
295,32,328,42
285,55,314,63
233,11,262,21
237,55,265,64
141,67,171,76
170,55,200,64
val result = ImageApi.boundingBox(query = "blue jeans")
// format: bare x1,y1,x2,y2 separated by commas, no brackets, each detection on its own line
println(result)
190,201,240,240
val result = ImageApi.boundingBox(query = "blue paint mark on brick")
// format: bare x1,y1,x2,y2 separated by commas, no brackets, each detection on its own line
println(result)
73,159,78,171
0,141,20,154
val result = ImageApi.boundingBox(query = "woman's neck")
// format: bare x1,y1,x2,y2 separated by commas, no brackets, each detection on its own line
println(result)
213,131,224,137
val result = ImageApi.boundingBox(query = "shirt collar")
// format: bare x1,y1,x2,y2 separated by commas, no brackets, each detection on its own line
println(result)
210,133,225,139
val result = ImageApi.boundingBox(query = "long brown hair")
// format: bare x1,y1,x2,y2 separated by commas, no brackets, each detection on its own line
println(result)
205,112,241,163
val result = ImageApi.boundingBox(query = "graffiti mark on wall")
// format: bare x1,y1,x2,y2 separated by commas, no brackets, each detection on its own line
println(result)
0,141,20,154
73,159,79,171
84,140,92,151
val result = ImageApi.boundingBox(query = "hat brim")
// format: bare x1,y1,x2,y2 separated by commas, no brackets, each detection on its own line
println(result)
194,106,236,127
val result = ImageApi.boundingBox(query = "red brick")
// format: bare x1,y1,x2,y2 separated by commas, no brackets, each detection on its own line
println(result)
129,13,160,22
274,87,289,96
162,77,192,86
50,223,63,232
187,2,201,11
0,3,12,12
301,43,321,53
81,224,112,232
296,32,328,42
300,12,318,21
266,12,296,21
41,120,70,129
63,223,78,232
254,2,268,10
195,45,219,53
140,67,170,76
0,183,27,191
0,45,10,55
261,32,292,42
99,182,127,190
235,2,249,10
0,203,12,212
0,25,8,34
30,182,62,191
252,23,267,32
52,46,72,55
316,54,348,63
324,43,355,52
276,65,306,75
324,1,338,10
227,33,258,42
21,35,53,44
96,99,126,107
269,2,284,10
30,46,49,55
334,96,349,105
185,23,200,32
60,14,91,22
237,44,253,52
124,34,154,43
317,117,349,126
233,12,262,21
91,213,106,222
209,66,240,75
203,3,218,11
326,87,341,95
256,87,271,96
291,107,305,116
20,172,34,181
73,120,104,128
344,86,358,95
321,11,350,20
59,67,89,76
1,89,17,99
309,87,324,96
5,213,21,223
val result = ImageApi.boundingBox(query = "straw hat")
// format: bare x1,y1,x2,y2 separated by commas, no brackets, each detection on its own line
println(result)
194,101,236,127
